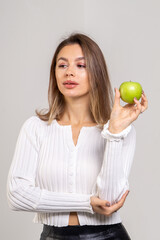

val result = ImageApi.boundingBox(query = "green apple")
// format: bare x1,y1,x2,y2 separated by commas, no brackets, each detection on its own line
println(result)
119,81,142,104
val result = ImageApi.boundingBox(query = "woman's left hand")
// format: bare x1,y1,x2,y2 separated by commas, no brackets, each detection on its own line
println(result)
108,88,148,133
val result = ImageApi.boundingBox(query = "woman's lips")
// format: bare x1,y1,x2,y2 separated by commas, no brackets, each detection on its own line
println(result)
63,83,78,89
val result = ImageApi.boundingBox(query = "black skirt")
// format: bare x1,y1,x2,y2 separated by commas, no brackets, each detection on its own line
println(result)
40,223,131,240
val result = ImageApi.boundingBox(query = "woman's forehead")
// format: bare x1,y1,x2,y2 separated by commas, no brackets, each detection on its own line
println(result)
57,44,84,60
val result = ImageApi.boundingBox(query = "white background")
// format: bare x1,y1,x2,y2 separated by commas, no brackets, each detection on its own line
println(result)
1,0,159,239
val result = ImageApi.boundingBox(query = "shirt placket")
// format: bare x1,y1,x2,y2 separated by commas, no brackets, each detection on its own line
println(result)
68,149,77,193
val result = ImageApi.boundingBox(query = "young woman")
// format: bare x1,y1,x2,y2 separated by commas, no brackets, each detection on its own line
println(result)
7,33,148,239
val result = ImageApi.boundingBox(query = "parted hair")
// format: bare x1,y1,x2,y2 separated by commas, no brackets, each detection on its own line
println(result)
35,32,114,128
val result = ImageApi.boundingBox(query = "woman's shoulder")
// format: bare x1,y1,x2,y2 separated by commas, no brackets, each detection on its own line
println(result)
22,115,48,127
20,115,49,137
22,115,41,128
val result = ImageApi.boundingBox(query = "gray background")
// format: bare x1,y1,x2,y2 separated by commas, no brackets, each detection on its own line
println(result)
1,0,159,239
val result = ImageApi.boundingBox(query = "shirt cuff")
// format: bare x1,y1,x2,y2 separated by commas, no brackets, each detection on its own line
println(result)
101,120,132,141
89,193,95,214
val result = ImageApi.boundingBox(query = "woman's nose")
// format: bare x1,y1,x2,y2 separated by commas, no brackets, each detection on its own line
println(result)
65,66,75,77
66,72,74,77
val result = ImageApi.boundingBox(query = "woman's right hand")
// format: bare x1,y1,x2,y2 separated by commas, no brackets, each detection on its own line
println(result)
90,190,130,216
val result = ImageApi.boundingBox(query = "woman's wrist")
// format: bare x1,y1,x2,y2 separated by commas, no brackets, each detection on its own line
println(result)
108,126,124,134
108,119,128,134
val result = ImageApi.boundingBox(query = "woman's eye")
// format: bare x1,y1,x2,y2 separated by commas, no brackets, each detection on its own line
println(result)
58,64,85,68
77,64,86,68
58,64,67,68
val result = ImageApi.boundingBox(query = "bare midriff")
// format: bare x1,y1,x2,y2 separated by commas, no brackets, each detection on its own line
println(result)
68,212,80,225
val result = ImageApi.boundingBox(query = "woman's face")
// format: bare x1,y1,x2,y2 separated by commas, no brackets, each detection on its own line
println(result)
55,44,90,100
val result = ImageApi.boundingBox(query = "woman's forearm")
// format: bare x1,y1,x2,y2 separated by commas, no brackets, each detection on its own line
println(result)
91,121,136,205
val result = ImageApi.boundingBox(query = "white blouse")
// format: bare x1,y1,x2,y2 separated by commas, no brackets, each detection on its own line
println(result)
7,116,136,227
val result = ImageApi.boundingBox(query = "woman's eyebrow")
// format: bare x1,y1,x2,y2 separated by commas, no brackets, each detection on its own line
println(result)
75,57,85,61
57,57,85,62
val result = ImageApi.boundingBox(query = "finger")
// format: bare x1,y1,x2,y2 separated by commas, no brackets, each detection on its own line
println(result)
96,198,111,207
121,190,130,200
141,92,147,101
113,88,121,108
133,97,142,114
95,206,110,215
116,190,129,206
118,190,130,205
142,90,146,96
140,95,145,108
141,92,148,109
137,92,148,114
109,190,130,212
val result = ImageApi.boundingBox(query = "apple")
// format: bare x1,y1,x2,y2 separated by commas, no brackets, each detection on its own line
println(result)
119,81,143,104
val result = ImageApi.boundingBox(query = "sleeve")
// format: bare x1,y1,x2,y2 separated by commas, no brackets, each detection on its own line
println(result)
91,120,136,205
6,116,94,214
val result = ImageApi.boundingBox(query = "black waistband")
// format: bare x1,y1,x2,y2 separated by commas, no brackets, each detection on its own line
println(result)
43,223,123,236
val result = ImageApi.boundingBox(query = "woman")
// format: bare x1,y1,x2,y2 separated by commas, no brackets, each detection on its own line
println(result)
7,33,148,239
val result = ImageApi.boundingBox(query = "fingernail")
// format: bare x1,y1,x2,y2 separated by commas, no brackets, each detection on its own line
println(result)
106,203,110,207
127,191,130,196
114,88,116,92
134,97,137,100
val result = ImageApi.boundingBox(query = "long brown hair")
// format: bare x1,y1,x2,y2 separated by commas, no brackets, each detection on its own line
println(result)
35,33,114,128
